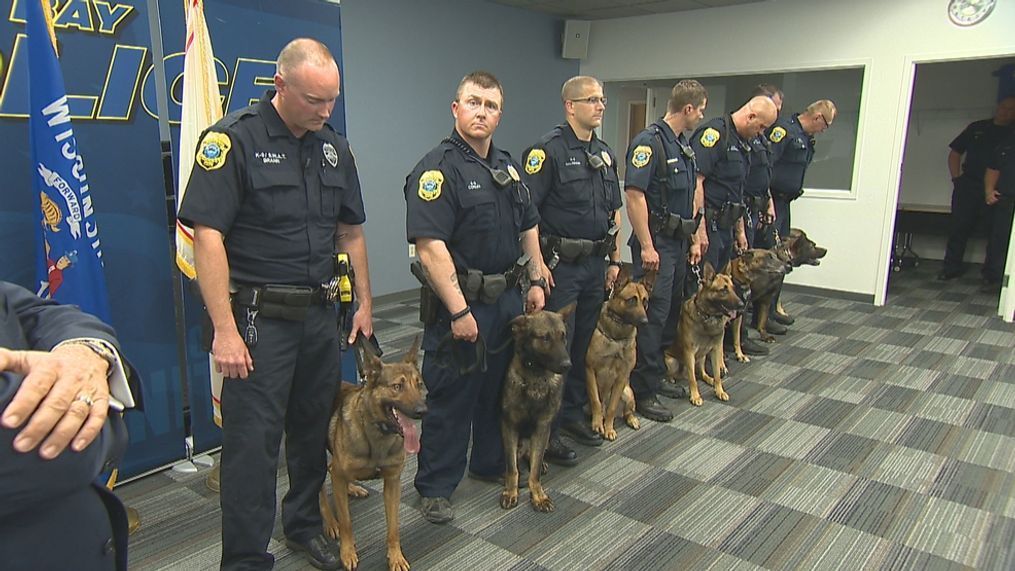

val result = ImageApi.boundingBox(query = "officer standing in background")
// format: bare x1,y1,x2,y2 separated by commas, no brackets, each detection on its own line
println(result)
406,71,545,525
982,128,1015,293
744,83,783,249
179,39,373,571
625,80,708,423
939,97,1015,283
692,96,778,277
767,99,836,323
520,75,623,464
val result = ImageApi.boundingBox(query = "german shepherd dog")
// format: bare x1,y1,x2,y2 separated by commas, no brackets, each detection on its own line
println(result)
500,304,575,513
319,337,426,571
664,262,744,406
728,249,790,351
773,228,828,319
585,266,655,441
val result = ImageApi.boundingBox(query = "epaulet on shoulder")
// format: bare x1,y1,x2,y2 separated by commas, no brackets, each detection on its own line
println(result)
216,106,256,130
538,127,563,146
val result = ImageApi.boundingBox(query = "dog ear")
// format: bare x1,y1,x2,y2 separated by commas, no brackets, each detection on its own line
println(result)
719,260,732,276
640,269,658,294
556,301,577,323
509,313,528,336
403,334,421,367
613,263,632,291
702,261,716,281
358,342,383,384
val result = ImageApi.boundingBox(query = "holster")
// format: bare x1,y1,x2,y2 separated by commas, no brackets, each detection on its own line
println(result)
541,226,618,264
418,286,439,326
458,255,528,305
709,202,747,230
745,194,769,214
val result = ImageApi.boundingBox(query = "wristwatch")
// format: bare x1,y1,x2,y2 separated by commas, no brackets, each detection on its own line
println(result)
529,277,548,290
60,339,118,375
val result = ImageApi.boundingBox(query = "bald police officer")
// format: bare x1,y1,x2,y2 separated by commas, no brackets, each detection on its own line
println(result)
625,80,708,423
406,71,545,524
521,76,623,463
180,39,373,571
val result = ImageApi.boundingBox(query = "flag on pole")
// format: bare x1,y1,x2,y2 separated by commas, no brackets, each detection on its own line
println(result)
27,0,111,322
178,0,225,427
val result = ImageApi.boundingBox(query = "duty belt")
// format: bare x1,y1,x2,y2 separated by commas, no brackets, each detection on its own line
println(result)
706,202,747,231
541,227,618,266
650,210,701,241
744,194,769,213
233,284,330,308
457,253,531,305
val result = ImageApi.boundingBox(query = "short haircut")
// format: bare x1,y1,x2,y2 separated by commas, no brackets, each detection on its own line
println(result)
456,71,504,105
805,99,837,118
751,83,784,101
561,75,602,102
667,80,707,114
276,38,336,78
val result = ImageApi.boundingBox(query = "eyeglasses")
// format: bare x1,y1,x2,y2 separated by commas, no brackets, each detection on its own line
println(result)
817,114,831,129
458,98,501,114
570,96,607,106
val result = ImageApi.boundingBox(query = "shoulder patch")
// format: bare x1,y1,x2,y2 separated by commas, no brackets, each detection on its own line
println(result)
630,145,652,168
196,131,231,171
769,127,787,143
525,149,546,174
700,128,720,148
417,170,444,201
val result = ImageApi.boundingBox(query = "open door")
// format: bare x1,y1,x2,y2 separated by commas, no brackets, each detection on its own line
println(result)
1000,219,1015,321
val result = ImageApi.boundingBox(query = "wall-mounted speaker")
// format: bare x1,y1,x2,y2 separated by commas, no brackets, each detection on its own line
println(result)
562,20,590,60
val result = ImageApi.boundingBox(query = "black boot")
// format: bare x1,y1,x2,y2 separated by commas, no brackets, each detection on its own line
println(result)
544,435,579,466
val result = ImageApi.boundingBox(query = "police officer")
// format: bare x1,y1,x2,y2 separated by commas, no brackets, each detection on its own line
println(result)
179,39,373,571
982,128,1015,293
626,80,708,423
521,76,622,464
767,99,836,323
744,84,782,249
692,96,777,277
939,97,1015,283
406,71,545,524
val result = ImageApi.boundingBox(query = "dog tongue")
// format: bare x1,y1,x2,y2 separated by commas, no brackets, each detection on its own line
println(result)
395,410,420,454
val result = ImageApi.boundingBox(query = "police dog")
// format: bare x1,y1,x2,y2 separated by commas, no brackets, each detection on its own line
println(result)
586,266,655,441
728,249,790,349
773,228,828,319
664,262,744,406
319,336,426,571
500,304,575,513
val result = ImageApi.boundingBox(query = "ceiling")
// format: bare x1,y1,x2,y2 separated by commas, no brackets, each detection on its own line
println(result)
485,0,767,20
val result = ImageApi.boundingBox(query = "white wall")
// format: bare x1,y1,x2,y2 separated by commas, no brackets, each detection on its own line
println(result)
580,0,1015,302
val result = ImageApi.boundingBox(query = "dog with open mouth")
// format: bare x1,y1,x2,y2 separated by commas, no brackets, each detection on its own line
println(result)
319,336,426,571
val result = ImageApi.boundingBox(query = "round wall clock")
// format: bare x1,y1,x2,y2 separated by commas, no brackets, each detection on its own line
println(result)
947,0,997,26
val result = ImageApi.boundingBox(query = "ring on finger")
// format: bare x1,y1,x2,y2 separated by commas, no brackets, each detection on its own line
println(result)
74,393,95,407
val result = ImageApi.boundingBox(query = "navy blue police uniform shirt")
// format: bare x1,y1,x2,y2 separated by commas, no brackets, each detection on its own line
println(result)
625,119,696,219
521,124,622,241
691,114,752,209
404,130,539,275
768,113,815,198
989,132,1015,197
951,119,1014,183
178,90,366,287
744,134,773,199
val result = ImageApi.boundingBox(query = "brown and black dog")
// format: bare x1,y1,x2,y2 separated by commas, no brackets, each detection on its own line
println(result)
319,337,426,571
585,266,655,441
728,249,790,350
773,228,828,319
664,262,744,406
500,304,575,513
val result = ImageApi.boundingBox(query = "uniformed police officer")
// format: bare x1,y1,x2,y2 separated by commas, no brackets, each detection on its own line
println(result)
767,99,835,324
406,71,545,524
768,99,836,239
692,96,777,276
744,84,782,249
520,76,622,464
982,128,1015,293
625,80,708,423
939,97,1015,283
179,39,373,571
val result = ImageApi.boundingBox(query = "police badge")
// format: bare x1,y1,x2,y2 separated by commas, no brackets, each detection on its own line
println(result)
601,150,612,167
323,142,339,167
525,149,546,175
418,170,444,201
197,131,231,171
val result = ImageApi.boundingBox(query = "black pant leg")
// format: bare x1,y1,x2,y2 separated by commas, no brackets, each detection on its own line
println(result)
773,197,791,239
943,179,987,274
629,236,685,401
984,199,1015,281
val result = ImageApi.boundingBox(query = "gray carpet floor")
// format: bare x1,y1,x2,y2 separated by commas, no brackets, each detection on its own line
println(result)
119,261,1015,570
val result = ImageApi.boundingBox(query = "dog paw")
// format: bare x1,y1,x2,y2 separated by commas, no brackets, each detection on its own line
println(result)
719,365,729,377
604,428,618,441
530,494,555,513
626,416,640,430
715,389,730,401
690,394,703,406
500,490,518,509
347,483,369,498
591,420,606,437
761,335,776,343
324,523,340,540
387,550,410,571
735,353,750,363
340,547,359,571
